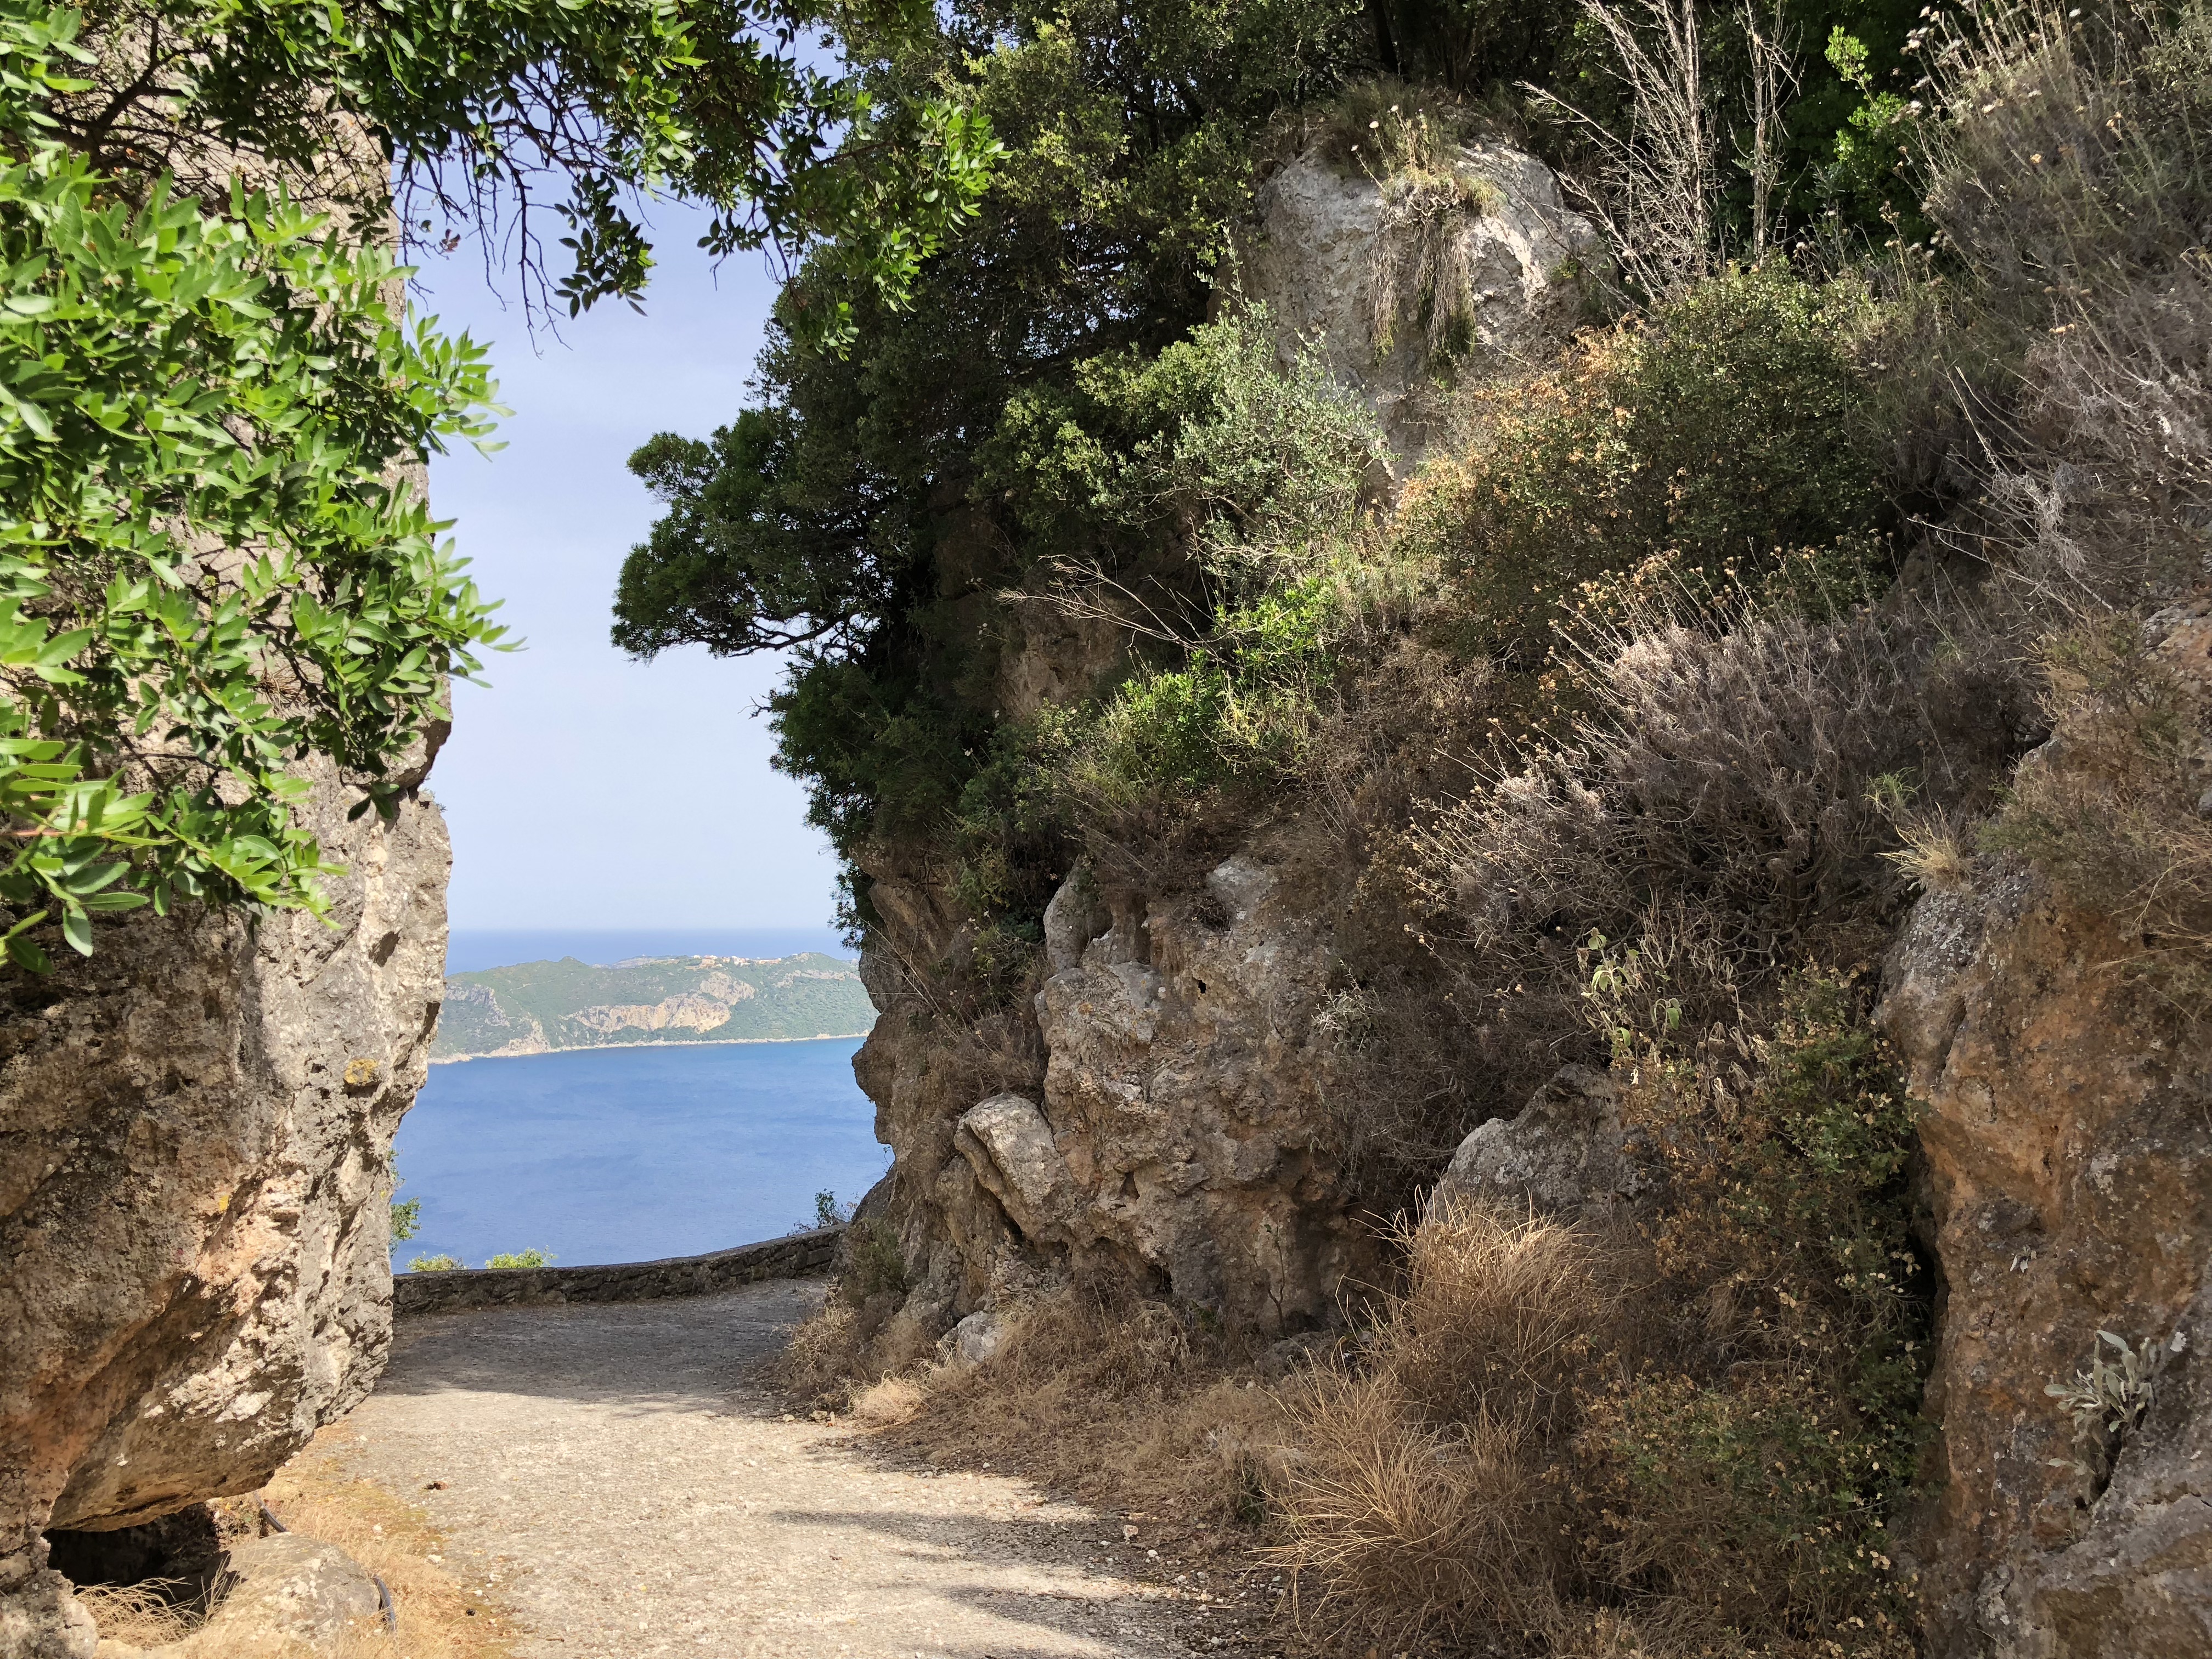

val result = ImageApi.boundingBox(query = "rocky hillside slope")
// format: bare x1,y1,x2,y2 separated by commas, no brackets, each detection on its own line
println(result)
820,74,2212,1659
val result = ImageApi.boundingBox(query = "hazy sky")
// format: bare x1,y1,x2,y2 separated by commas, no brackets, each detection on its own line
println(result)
416,207,844,932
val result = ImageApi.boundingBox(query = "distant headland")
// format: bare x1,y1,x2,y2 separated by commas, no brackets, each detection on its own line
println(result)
433,952,876,1062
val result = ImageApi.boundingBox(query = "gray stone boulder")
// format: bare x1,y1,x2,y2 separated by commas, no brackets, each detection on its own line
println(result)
196,1533,384,1650
1432,1065,1653,1221
1232,138,1601,469
955,1094,1074,1243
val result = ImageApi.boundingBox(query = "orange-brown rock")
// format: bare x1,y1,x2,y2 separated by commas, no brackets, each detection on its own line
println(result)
1882,607,2212,1657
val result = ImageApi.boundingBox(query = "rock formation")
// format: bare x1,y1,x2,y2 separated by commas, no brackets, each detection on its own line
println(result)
1430,1064,1654,1222
861,846,1380,1339
1876,603,2212,1659
1232,138,1601,466
0,743,449,1657
847,134,1604,1355
847,105,2212,1649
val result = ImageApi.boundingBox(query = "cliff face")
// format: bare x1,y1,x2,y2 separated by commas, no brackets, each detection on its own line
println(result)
0,744,449,1657
1879,603,2212,1659
845,117,2212,1657
849,137,1594,1350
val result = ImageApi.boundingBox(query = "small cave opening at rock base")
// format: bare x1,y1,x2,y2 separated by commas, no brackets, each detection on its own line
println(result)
43,1504,233,1641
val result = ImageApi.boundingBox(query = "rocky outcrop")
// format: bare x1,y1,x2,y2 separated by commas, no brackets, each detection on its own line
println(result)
1232,138,1601,467
856,847,1378,1342
1883,866,2212,1658
0,747,449,1657
1880,606,2212,1658
849,133,1599,1352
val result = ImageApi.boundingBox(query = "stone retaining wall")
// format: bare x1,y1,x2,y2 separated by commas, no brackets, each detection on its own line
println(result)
392,1227,842,1316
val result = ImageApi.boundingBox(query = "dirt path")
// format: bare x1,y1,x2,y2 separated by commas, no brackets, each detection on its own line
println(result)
330,1281,1197,1659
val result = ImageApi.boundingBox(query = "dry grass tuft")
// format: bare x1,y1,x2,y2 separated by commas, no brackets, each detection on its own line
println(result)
1269,1206,1614,1647
75,1579,208,1649
774,1296,866,1400
1983,611,2212,990
850,1374,926,1426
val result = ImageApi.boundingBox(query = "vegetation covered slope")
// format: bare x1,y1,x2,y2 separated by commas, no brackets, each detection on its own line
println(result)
619,0,2212,1654
433,952,873,1059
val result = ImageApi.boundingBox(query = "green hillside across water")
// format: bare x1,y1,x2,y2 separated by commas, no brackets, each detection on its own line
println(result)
433,952,876,1061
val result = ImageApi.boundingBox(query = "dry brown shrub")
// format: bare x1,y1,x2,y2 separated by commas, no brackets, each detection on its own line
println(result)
1415,594,2025,966
773,1297,866,1401
852,1286,1291,1550
1910,0,2212,615
1273,974,1927,1657
1383,1200,1620,1436
1340,586,2030,1201
1269,1206,1615,1648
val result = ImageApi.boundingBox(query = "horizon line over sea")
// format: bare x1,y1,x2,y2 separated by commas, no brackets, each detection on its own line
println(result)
445,926,854,974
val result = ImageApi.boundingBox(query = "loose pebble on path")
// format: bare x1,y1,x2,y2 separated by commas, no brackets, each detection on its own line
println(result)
334,1280,1195,1659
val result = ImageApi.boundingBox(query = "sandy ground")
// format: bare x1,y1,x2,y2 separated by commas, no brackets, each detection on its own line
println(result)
330,1282,1199,1659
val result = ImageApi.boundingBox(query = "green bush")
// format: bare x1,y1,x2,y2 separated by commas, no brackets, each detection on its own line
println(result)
0,0,994,974
484,1249,555,1270
843,1219,910,1302
1398,266,1885,665
407,1254,461,1273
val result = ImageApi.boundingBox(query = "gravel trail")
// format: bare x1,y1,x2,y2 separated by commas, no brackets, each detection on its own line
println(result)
330,1281,1194,1659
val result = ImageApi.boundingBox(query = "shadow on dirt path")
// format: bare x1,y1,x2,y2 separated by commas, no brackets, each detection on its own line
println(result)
332,1279,1195,1659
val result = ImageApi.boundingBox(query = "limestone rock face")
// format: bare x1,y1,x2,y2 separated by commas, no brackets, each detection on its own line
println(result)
856,848,1375,1340
1879,610,2212,1657
1023,856,1372,1329
1232,139,1600,467
0,750,449,1656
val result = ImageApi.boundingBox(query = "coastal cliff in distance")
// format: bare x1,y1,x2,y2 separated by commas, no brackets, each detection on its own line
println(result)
433,952,876,1061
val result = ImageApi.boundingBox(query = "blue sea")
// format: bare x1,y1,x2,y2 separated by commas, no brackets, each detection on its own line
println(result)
392,1039,889,1271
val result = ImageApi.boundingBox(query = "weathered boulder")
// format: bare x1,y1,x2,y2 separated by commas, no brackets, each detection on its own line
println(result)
1880,606,2212,1658
194,1532,385,1650
856,841,1378,1341
955,1094,1074,1242
0,1543,97,1659
939,1310,1006,1368
1232,138,1600,467
0,748,448,1656
1432,1064,1651,1221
